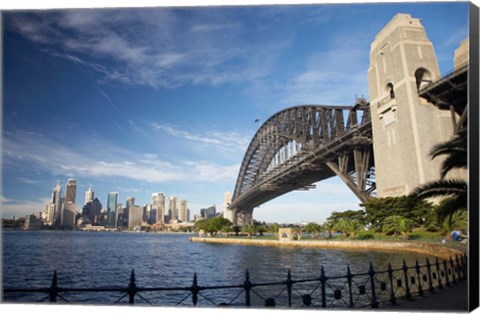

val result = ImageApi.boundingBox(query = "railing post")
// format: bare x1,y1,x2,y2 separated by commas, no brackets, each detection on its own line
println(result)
320,266,327,308
49,270,58,303
191,273,199,306
128,269,136,304
369,262,378,308
402,260,412,300
286,270,293,307
450,256,457,284
435,258,443,290
426,258,434,293
387,262,396,305
415,259,423,296
244,270,251,306
346,265,354,307
455,255,465,280
443,259,450,287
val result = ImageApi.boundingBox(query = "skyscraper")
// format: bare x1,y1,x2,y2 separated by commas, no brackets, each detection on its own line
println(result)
61,178,77,228
168,196,177,222
178,200,187,222
128,205,143,228
126,197,135,209
48,182,62,226
151,193,165,224
107,192,118,227
85,186,94,205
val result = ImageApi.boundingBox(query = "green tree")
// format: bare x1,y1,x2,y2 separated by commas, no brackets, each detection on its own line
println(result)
334,219,350,237
361,196,432,230
348,220,363,238
256,225,267,236
382,215,413,239
268,223,281,234
242,224,256,237
194,217,232,236
304,222,321,238
327,210,366,225
322,220,336,238
411,129,467,218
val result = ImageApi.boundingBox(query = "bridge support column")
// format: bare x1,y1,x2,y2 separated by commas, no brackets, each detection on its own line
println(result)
236,210,253,227
326,148,372,203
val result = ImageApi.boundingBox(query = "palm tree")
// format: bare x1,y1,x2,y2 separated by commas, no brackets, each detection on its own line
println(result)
304,222,321,239
411,129,467,219
348,220,363,238
242,224,256,237
334,219,350,237
382,215,413,239
322,220,336,238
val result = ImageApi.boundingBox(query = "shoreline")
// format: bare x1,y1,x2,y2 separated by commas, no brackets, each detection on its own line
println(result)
190,237,466,260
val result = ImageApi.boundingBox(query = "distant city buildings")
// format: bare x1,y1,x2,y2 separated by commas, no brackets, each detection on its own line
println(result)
200,205,216,219
82,197,103,225
34,178,214,230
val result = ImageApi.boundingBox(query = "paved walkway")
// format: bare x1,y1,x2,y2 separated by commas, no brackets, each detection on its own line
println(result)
381,280,469,312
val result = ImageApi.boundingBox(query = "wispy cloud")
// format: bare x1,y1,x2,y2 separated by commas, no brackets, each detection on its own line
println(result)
150,122,250,153
281,46,369,105
6,9,283,89
3,129,240,185
1,197,51,217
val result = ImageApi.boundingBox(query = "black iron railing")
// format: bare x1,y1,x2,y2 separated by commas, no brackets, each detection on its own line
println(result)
3,253,467,308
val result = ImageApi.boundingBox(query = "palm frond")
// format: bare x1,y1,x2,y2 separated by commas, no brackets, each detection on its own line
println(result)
411,179,467,200
440,152,468,178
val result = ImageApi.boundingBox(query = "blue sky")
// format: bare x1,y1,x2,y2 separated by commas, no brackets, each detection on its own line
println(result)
1,1,469,223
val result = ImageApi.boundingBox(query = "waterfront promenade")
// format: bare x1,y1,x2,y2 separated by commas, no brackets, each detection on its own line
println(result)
383,280,469,312
190,237,466,260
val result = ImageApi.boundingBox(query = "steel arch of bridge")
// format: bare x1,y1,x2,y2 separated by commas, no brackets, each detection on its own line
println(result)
230,99,375,225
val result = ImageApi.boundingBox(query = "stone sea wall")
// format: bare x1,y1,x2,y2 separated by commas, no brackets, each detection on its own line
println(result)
190,237,465,260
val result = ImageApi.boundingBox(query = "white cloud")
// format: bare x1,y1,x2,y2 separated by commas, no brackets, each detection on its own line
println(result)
7,9,283,89
1,197,51,217
150,122,250,153
3,129,240,185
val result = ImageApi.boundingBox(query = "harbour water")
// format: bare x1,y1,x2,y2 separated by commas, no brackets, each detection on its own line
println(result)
2,230,433,306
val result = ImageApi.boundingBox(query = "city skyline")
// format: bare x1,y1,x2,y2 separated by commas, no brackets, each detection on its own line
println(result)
2,2,469,223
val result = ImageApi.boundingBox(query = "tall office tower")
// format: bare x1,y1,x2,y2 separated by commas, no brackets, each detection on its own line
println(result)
368,14,455,197
106,192,118,227
178,200,187,222
125,197,135,225
168,196,177,222
65,178,77,203
151,193,165,224
126,197,135,209
50,182,62,226
85,186,94,205
61,178,77,227
82,198,103,224
222,191,233,222
187,209,190,223
200,205,216,219
142,204,150,223
128,205,143,228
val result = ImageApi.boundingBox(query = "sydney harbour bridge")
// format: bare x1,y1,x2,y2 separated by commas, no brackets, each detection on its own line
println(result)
227,14,469,226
